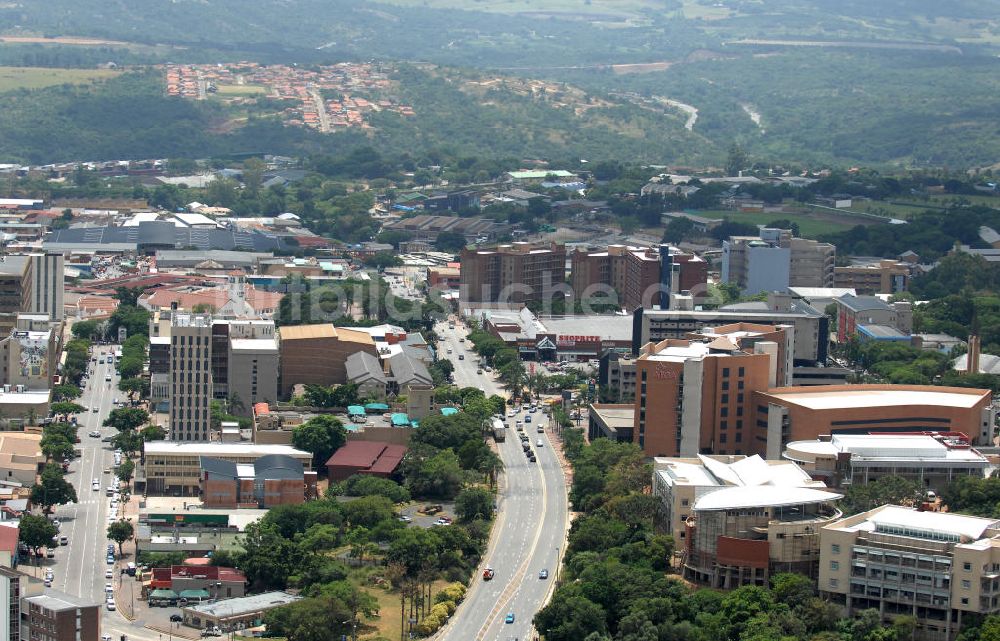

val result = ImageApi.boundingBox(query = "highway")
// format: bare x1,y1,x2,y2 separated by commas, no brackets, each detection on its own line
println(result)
435,320,569,641
48,345,160,641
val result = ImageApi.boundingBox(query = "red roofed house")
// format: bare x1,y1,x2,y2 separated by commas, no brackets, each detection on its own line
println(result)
148,565,247,599
326,441,407,481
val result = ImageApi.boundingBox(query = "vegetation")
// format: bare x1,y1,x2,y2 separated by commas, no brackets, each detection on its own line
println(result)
291,415,348,470
840,476,926,516
107,520,134,556
30,463,78,514
18,514,57,559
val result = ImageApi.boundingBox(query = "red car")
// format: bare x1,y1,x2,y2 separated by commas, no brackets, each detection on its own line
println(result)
483,568,495,581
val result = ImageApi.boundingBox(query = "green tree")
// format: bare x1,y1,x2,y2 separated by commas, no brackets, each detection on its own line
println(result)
454,486,494,522
40,433,75,463
108,304,151,338
402,447,466,500
49,402,85,421
264,596,352,641
292,415,347,470
51,384,82,403
103,408,149,432
841,475,925,516
118,377,150,399
117,356,143,379
31,463,78,513
107,520,134,556
342,475,411,503
116,459,135,484
18,514,57,559
140,424,166,441
70,319,102,341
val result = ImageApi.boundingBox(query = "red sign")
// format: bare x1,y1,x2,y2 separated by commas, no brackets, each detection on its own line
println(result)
557,335,600,347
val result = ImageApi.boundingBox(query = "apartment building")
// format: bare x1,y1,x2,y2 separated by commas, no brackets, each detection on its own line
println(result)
0,566,19,641
23,591,101,641
169,312,213,442
753,385,995,459
632,295,829,366
570,245,709,311
277,324,378,398
834,259,911,295
783,433,992,489
632,337,776,458
27,252,64,323
820,506,1000,640
459,242,566,304
722,227,835,294
140,442,311,496
0,257,31,338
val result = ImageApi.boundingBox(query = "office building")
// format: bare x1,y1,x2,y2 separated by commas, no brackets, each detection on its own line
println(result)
834,259,911,295
27,253,64,322
783,433,992,489
684,484,842,589
820,505,1000,640
597,351,637,403
222,320,278,415
24,591,101,641
139,442,312,496
835,294,913,342
753,385,995,459
722,227,835,294
0,567,19,641
653,453,829,544
570,245,708,311
0,257,31,338
632,295,829,366
169,312,213,441
459,242,566,304
277,324,378,398
632,336,777,458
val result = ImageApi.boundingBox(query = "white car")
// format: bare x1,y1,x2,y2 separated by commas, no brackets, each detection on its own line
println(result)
106,601,116,611
536,439,544,447
105,569,113,579
92,482,100,491
91,407,98,413
89,430,101,438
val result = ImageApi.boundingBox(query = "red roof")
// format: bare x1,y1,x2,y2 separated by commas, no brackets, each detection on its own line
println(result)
254,402,270,416
182,557,212,566
326,441,407,473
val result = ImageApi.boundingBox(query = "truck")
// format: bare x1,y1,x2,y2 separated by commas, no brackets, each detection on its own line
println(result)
493,427,506,442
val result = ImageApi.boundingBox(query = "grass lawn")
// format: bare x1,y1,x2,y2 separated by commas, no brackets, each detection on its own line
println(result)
347,564,455,640
0,66,120,92
697,209,856,237
372,0,657,19
215,84,268,97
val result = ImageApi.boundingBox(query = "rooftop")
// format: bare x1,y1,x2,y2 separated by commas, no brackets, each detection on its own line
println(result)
183,591,301,618
655,453,825,489
694,485,842,511
25,590,99,612
590,404,635,429
786,434,989,464
837,294,891,313
145,442,310,459
834,505,1000,542
761,385,990,411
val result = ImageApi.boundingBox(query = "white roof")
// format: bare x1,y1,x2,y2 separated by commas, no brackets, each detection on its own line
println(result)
172,212,220,228
0,390,50,404
863,505,998,541
122,211,161,227
644,341,711,362
144,442,309,458
766,388,987,410
789,286,857,300
230,337,278,352
788,434,988,463
657,454,822,489
694,486,842,511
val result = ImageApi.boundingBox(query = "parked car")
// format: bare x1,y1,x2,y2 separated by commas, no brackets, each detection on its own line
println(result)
170,614,183,623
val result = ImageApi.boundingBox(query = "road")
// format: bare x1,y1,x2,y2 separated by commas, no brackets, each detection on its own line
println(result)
48,345,161,641
308,87,331,132
435,321,569,641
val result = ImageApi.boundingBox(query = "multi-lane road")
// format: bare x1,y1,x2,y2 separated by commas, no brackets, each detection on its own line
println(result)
436,321,569,641
46,345,160,641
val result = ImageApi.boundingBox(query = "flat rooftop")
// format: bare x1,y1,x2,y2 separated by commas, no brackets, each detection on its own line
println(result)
183,591,301,618
541,314,634,340
834,505,1000,541
590,405,635,429
787,434,989,463
145,442,309,458
643,341,710,362
763,386,988,410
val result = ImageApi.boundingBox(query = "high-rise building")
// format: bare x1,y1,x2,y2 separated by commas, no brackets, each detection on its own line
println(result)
833,259,911,295
0,257,31,338
821,505,1000,640
570,245,708,311
460,242,566,304
27,253,64,322
226,320,279,416
169,312,213,441
722,228,835,294
0,567,20,641
23,591,100,641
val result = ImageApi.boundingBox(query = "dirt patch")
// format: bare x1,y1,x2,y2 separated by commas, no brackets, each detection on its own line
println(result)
0,35,133,46
611,61,673,74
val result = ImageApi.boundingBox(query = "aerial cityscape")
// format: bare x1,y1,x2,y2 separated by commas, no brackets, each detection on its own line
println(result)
1,1,1000,641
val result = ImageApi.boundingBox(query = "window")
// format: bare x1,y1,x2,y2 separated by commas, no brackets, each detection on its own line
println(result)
831,544,841,554
719,434,727,443
735,433,742,443
964,562,972,571
721,394,729,404
830,561,839,570
738,367,745,377
829,579,839,588
681,498,689,506
961,597,969,605
721,421,728,430
962,580,971,589
722,368,730,377
720,407,728,417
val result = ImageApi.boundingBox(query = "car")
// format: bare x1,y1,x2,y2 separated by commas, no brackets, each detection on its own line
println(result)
483,567,495,581
102,635,113,641
447,348,453,354
105,569,113,579
458,354,464,360
46,549,55,558
106,601,116,611
92,482,100,491
89,430,101,438
59,536,68,545
505,612,515,624
105,583,113,594
106,556,114,565
539,569,549,579
201,628,223,637
515,421,522,429
170,614,184,623
51,518,60,529
537,426,544,433
43,578,51,587
524,416,531,424
536,439,543,447
398,515,412,523
91,406,98,412
477,368,483,374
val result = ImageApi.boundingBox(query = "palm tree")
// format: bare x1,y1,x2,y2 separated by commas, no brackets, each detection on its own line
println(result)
479,450,504,489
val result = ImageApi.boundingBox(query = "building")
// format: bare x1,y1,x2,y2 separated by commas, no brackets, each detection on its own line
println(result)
0,257,31,338
784,433,993,489
653,453,830,545
597,350,637,402
632,336,778,458
587,404,635,443
0,316,57,391
684,485,842,589
722,228,835,294
44,221,293,254
199,454,315,508
148,564,247,600
427,266,461,290
27,253,64,322
182,591,301,632
169,312,213,441
0,432,43,486
0,526,18,569
504,169,579,185
23,591,101,641
474,306,633,362
753,385,996,459
0,566,20,641
834,259,911,295
140,442,312,496
277,324,378,398
570,245,708,311
344,352,388,400
380,215,509,243
835,294,913,342
820,505,1000,640
325,441,407,481
632,296,829,367
459,242,566,304
226,327,279,416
